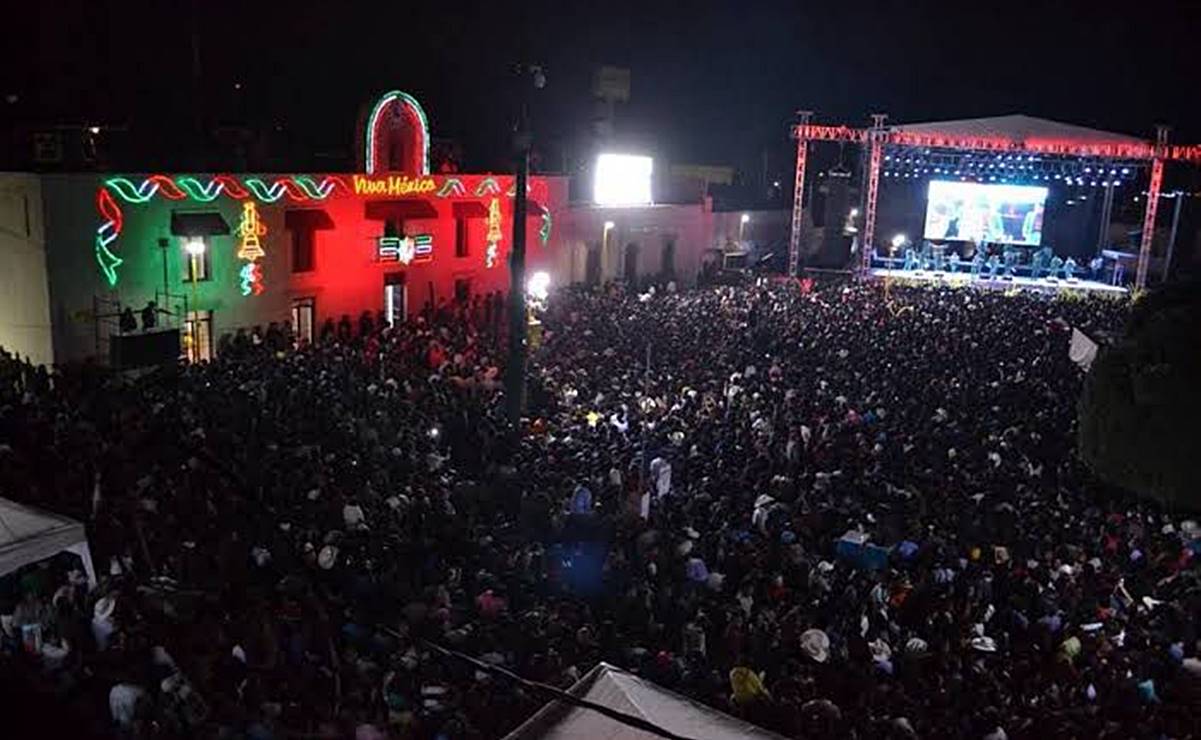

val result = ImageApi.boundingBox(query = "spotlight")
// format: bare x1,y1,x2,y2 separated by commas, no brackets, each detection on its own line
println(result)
527,270,551,301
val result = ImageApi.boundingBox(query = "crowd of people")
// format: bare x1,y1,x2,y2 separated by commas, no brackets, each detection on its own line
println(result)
2,278,1199,739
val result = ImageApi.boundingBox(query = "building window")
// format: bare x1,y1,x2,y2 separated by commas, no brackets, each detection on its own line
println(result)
291,297,315,345
455,217,469,258
181,237,211,282
292,229,315,272
454,278,471,303
182,310,213,362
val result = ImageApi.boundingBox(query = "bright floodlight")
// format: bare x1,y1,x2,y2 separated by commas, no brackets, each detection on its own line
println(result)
527,271,551,301
740,213,751,224
594,153,653,206
850,208,860,217
603,221,616,230
891,234,907,248
184,237,206,256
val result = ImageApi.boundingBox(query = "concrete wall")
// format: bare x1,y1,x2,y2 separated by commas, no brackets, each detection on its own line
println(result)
0,174,53,365
559,204,712,288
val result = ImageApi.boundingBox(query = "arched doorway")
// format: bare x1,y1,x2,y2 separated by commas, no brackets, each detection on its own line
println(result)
624,243,639,285
585,243,602,286
661,238,677,279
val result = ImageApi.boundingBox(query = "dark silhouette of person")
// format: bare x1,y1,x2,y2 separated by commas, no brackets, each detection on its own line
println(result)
119,307,137,334
141,301,158,331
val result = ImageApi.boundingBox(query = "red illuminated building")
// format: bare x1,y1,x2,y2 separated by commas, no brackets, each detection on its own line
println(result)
37,91,568,361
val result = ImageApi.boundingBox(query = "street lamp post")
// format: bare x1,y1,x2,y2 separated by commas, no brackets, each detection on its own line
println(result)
739,213,750,242
504,63,545,431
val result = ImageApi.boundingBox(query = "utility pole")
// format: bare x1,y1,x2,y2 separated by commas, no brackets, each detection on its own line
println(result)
505,64,545,431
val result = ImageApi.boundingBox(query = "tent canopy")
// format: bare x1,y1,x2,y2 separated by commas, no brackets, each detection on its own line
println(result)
891,114,1149,149
504,662,786,740
0,497,96,586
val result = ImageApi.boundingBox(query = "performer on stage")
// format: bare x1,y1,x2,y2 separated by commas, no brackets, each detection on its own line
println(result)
1002,248,1019,277
948,251,961,273
1031,246,1052,279
970,246,987,277
1063,256,1078,281
986,253,1002,279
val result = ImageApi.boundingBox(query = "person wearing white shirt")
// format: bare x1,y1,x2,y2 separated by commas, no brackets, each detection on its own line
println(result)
649,456,672,499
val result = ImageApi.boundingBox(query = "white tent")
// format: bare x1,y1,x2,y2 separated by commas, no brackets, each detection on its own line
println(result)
0,497,96,587
504,662,786,740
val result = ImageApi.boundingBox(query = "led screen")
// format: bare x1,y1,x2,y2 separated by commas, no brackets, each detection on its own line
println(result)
924,180,1047,246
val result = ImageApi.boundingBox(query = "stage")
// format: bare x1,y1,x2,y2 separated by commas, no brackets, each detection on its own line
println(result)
868,267,1129,296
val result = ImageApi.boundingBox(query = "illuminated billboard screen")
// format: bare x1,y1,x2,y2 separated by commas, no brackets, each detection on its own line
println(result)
924,180,1047,246
594,153,653,206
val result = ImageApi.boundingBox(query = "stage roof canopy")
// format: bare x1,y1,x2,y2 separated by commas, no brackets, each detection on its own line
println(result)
890,114,1149,149
504,662,786,740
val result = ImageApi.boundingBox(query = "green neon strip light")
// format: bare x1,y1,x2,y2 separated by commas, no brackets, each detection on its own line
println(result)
244,178,287,202
435,178,465,197
105,177,159,203
365,90,431,175
294,175,339,199
95,237,123,286
474,177,501,196
176,177,224,202
540,210,552,245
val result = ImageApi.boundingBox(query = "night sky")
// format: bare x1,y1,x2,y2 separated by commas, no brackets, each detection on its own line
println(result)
6,0,1200,173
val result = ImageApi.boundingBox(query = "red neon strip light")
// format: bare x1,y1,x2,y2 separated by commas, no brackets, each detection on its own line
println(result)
323,176,350,196
147,174,186,200
279,179,311,201
214,175,250,199
97,187,123,233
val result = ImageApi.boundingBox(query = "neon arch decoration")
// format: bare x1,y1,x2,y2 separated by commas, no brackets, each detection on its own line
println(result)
364,90,431,176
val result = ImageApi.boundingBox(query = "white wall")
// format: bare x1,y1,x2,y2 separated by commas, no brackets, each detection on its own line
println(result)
0,174,53,365
559,204,712,287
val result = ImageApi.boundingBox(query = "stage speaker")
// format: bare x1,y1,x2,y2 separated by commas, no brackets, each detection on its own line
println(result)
812,169,854,268
110,329,181,368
